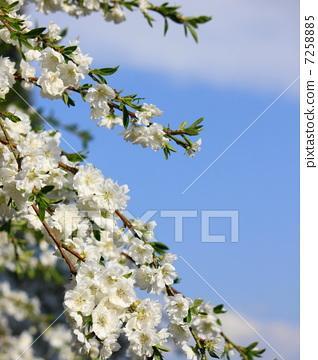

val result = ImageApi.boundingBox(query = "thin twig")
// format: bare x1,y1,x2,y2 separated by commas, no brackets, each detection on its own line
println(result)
32,204,77,275
0,116,20,169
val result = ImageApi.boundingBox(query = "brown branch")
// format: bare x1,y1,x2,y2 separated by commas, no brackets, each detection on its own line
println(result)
12,75,187,138
114,210,180,296
0,138,9,146
58,161,78,175
164,129,190,136
62,244,85,261
0,117,20,169
0,126,83,274
32,204,77,275
114,209,141,240
121,251,135,263
40,161,179,294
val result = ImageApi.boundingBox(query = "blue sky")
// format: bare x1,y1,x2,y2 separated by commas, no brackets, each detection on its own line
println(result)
31,1,299,358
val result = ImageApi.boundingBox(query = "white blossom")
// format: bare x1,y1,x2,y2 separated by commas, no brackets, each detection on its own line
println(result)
128,238,154,265
24,49,42,62
186,138,202,157
98,115,123,129
126,327,169,358
20,59,36,80
58,62,83,87
166,294,190,324
123,123,168,151
40,47,64,71
0,57,15,99
126,298,162,330
47,21,62,40
105,6,126,24
37,71,66,98
139,0,150,12
0,6,229,359
64,287,95,315
92,178,129,212
135,103,162,125
73,164,104,200
92,302,121,340
108,277,136,308
85,84,115,119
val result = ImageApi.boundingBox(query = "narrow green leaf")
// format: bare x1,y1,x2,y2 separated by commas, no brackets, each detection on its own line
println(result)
164,18,169,35
122,106,130,128
24,27,46,38
90,66,119,76
187,25,198,43
38,203,46,221
41,185,54,194
150,241,169,251
63,152,86,163
63,45,77,55
62,92,75,107
3,112,21,123
213,304,226,314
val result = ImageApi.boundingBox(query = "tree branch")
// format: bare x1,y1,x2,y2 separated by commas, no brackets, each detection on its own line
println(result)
32,204,78,275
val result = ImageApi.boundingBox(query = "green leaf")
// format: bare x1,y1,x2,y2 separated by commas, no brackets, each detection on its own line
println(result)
62,92,75,107
187,24,198,43
192,298,204,308
24,27,46,38
191,117,204,129
123,272,133,279
63,45,77,55
122,106,130,128
63,152,86,163
213,304,226,314
208,349,220,358
183,117,204,135
93,229,101,241
179,121,188,129
155,345,169,352
164,18,169,35
184,309,192,323
149,241,169,255
3,112,21,122
152,346,165,360
7,1,20,10
150,241,169,251
162,143,177,159
192,15,212,25
37,201,46,221
90,66,119,77
40,185,54,194
246,342,258,351
48,198,63,205
60,28,68,38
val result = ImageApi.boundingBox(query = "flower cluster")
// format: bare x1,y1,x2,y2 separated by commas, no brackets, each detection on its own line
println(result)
0,281,41,321
0,1,266,359
0,107,225,359
0,281,44,360
0,281,81,360
28,0,211,42
0,329,43,360
0,1,203,157
0,226,57,275
43,324,82,360
0,56,16,99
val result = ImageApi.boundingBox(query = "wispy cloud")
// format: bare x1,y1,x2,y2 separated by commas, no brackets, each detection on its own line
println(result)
31,0,299,94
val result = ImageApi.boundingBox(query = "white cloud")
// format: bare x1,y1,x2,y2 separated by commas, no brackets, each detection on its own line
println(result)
222,311,299,360
30,0,299,93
